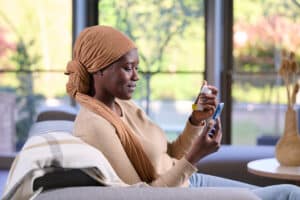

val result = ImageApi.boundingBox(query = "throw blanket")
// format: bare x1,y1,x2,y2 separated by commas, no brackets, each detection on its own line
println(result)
2,132,126,200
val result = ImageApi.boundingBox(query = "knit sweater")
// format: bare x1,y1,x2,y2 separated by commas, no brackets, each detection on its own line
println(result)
73,99,205,187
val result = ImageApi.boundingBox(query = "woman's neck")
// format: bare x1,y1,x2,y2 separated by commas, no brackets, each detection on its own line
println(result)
93,95,121,116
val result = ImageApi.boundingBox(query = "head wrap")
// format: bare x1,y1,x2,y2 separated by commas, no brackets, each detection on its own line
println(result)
66,25,136,97
65,25,157,183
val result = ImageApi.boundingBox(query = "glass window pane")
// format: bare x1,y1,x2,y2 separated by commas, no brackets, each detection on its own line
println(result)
99,0,205,140
0,0,72,153
233,0,300,145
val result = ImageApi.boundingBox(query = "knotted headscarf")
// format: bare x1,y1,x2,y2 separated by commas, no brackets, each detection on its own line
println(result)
65,25,156,183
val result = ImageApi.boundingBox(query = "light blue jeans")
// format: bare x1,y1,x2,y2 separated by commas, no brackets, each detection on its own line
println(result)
189,173,300,200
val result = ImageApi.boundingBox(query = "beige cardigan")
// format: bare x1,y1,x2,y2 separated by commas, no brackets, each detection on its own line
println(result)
74,99,206,187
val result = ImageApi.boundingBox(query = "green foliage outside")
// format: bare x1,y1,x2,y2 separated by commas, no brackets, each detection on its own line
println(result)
0,11,43,145
233,0,300,105
0,0,72,147
13,40,41,145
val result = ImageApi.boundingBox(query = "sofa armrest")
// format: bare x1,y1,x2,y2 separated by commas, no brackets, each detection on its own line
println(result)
34,186,260,200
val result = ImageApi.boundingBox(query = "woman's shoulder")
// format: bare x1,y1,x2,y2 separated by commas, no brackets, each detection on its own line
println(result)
75,106,110,126
116,99,143,113
73,107,115,136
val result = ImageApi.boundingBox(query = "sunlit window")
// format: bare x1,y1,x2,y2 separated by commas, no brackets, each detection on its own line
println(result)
0,0,72,153
233,0,300,145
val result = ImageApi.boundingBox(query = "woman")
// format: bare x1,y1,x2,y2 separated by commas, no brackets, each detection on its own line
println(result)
65,25,300,199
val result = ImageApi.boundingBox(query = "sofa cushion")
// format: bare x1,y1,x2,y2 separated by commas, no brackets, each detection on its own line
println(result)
197,145,292,186
36,106,78,122
36,110,76,122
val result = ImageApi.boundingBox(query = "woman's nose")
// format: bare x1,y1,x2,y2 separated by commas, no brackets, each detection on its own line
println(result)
132,68,139,81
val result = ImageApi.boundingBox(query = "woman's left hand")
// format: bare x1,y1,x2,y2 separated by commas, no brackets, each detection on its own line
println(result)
189,83,218,126
185,118,222,165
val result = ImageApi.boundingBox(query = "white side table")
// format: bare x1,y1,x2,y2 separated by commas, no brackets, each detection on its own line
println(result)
247,158,300,185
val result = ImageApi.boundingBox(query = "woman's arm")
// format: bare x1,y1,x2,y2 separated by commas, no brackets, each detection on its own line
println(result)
167,83,218,159
152,119,222,187
185,118,222,165
167,120,206,159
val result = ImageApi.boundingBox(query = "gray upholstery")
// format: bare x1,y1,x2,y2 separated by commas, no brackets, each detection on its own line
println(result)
36,110,76,122
36,105,78,122
34,186,260,200
197,145,292,186
28,120,73,137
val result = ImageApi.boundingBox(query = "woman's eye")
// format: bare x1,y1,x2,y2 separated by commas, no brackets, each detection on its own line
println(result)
124,67,132,71
123,65,138,72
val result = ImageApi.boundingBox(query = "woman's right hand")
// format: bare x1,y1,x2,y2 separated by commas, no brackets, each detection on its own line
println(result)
185,118,222,166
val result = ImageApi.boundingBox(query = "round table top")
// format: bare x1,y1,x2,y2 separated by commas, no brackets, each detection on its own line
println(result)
247,158,300,181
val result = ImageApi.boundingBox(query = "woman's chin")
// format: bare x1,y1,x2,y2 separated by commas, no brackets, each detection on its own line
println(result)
118,94,133,100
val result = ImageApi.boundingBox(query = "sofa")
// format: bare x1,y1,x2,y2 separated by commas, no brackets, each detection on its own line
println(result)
34,186,259,200
1,119,261,200
2,109,290,199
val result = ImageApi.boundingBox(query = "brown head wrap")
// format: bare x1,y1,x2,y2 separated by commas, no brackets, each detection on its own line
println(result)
66,25,136,97
65,25,157,183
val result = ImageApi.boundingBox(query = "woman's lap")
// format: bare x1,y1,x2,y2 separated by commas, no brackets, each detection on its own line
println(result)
189,173,300,200
189,173,258,189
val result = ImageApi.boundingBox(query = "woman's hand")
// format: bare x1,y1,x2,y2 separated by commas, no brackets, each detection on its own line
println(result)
185,118,222,165
189,82,218,126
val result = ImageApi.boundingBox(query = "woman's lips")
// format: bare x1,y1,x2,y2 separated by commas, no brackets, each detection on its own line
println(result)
128,84,136,92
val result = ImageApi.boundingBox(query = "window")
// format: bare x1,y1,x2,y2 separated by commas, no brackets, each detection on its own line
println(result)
0,0,72,153
232,0,300,145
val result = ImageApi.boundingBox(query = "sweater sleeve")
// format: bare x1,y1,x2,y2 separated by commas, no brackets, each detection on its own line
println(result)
151,157,197,187
167,120,206,159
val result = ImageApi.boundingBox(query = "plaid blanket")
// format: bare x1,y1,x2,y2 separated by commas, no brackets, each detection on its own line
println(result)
2,132,126,200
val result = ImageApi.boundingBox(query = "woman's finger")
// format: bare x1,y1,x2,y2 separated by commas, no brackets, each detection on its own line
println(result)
207,85,218,95
214,118,222,142
201,104,216,113
200,120,213,137
199,97,217,107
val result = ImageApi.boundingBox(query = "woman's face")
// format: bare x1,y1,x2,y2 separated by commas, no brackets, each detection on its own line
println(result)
93,48,139,100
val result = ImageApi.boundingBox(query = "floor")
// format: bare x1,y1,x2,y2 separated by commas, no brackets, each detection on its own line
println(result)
0,170,9,197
